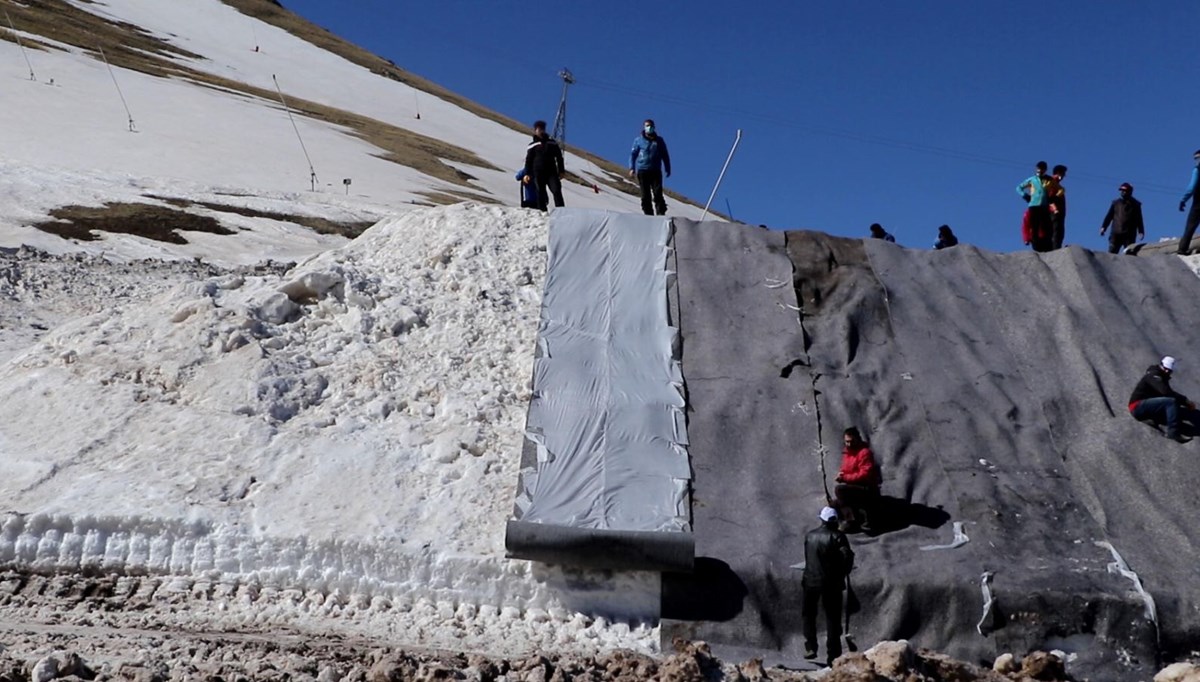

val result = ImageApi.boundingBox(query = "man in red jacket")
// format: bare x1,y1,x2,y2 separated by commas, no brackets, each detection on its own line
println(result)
834,427,882,531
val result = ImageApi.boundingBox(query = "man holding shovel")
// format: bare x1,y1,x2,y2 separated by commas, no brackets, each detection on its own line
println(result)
802,506,855,667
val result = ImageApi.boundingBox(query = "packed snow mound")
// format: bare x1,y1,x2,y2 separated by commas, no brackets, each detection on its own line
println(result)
0,204,661,655
2,203,541,550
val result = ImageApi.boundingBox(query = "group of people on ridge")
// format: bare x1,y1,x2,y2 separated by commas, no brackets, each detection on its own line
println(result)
1015,160,1144,255
1016,162,1069,252
1014,151,1200,255
516,118,672,217
868,223,959,250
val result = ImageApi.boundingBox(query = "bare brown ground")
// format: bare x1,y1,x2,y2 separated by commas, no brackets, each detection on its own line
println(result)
149,195,376,238
32,203,235,244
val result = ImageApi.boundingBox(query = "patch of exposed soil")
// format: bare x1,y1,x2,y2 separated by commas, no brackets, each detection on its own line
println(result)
32,203,235,244
149,195,377,238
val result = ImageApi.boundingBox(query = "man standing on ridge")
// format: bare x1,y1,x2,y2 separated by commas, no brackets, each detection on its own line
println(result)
1047,164,1068,249
523,120,565,211
630,118,671,216
1101,183,1144,254
1129,356,1197,443
801,506,854,668
1017,161,1053,252
1177,149,1200,255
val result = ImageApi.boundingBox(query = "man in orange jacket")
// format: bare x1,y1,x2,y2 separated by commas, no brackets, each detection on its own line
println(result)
834,427,882,531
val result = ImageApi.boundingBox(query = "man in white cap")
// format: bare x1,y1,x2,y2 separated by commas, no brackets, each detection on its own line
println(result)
801,506,855,666
1129,356,1197,443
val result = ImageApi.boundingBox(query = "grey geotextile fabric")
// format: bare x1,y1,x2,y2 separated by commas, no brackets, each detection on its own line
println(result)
664,228,1200,681
505,209,692,571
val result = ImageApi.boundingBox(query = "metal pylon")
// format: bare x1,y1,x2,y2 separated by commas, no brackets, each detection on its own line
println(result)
551,68,574,149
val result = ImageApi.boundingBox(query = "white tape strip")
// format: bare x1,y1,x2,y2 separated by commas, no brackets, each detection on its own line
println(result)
919,521,969,551
1095,540,1158,626
976,571,994,635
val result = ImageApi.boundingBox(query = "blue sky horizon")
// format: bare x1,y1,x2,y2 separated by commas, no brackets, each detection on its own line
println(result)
277,1,1198,253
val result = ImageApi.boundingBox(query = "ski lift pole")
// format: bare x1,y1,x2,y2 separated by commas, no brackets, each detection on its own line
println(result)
701,129,741,221
5,10,36,81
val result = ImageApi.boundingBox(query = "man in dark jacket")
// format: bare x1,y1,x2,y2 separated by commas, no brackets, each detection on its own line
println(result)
523,120,565,211
868,223,896,243
1129,356,1196,442
802,506,855,666
934,225,958,250
629,118,671,216
1101,183,1145,254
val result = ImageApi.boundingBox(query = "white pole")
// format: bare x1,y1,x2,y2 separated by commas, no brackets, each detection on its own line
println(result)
273,74,319,191
98,46,136,132
701,129,742,221
4,10,35,81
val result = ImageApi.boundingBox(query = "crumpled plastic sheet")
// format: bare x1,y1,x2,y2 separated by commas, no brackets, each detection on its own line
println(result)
919,521,969,551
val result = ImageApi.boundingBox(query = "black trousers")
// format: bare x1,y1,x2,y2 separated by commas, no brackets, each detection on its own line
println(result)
1179,202,1200,254
534,173,564,211
1108,231,1136,254
834,483,879,527
802,585,844,662
1051,207,1066,249
636,169,667,215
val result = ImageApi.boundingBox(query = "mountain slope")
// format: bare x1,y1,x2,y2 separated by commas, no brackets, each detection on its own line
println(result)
0,0,712,265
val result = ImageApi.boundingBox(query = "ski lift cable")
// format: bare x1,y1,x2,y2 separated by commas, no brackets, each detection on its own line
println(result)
577,78,1183,196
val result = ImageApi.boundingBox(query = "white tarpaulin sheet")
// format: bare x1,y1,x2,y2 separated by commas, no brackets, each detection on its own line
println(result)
514,209,690,533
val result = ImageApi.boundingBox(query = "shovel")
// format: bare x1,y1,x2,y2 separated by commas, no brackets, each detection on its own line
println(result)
843,575,860,653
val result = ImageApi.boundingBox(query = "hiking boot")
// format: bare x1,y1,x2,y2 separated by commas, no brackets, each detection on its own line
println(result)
1170,433,1191,443
803,647,817,660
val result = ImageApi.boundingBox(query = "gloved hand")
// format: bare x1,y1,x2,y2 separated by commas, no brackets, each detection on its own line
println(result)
1181,200,1188,212
1022,194,1031,203
666,170,671,178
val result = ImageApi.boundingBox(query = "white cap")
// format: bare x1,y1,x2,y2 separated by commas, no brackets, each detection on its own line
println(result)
1162,356,1177,371
819,506,838,522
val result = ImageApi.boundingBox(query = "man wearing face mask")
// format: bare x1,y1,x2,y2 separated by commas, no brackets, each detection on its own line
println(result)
629,119,671,216
1177,149,1200,255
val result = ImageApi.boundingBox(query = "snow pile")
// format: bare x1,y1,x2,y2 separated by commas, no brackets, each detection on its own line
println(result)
0,204,659,656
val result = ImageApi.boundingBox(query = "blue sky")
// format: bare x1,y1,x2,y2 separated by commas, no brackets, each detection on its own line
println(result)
278,1,1197,253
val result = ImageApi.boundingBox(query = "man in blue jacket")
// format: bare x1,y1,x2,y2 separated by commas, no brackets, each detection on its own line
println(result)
629,118,671,216
1176,149,1200,255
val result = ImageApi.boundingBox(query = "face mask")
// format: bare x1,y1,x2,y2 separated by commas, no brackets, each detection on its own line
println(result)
644,125,654,134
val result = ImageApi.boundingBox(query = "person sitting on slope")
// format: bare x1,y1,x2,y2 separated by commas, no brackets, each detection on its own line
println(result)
934,224,959,250
833,427,882,531
1129,356,1198,443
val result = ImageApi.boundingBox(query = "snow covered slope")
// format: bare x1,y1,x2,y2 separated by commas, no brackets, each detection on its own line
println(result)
0,0,711,265
0,0,704,659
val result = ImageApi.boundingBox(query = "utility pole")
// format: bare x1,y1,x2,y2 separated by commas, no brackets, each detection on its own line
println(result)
551,68,574,150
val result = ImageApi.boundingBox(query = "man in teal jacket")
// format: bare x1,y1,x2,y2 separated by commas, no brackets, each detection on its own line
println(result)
1017,161,1052,252
629,118,671,216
